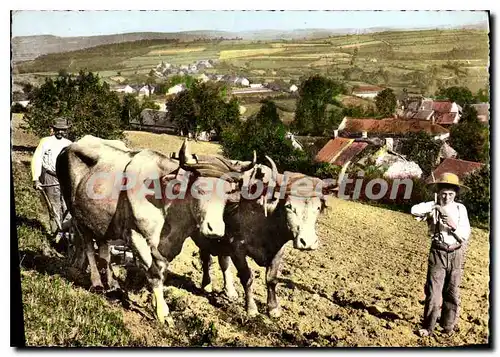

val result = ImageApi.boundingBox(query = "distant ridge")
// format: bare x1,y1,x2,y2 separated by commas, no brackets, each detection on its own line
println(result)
11,21,489,63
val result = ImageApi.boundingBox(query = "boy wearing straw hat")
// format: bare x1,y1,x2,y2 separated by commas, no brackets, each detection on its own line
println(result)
411,172,471,337
31,117,73,237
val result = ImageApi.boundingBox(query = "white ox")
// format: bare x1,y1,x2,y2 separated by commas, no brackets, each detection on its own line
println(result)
56,135,255,323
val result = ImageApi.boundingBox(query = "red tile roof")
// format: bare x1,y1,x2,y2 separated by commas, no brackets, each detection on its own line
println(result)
432,100,453,113
353,85,384,93
427,158,484,183
420,100,433,111
315,138,353,163
413,110,434,120
341,118,449,136
333,142,368,166
472,103,490,123
436,112,459,125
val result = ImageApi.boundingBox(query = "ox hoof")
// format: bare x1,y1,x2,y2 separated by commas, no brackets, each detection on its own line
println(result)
90,284,105,293
224,289,238,301
107,279,121,292
247,308,259,318
269,308,282,318
154,302,170,324
203,284,213,293
152,287,170,324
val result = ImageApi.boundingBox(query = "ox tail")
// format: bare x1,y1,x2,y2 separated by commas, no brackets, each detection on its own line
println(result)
55,146,74,212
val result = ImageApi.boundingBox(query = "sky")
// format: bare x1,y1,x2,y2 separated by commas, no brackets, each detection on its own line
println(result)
11,10,489,38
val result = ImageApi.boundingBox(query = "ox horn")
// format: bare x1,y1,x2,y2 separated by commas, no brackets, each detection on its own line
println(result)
216,150,257,173
264,155,278,200
179,139,197,168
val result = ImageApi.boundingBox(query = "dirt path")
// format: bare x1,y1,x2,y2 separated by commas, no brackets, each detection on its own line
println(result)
125,197,489,347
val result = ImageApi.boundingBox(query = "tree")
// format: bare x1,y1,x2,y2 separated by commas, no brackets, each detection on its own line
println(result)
475,88,489,103
374,88,397,117
120,94,141,129
342,104,378,118
461,164,490,225
140,97,160,111
435,86,474,107
167,90,197,136
221,99,303,170
23,70,123,140
22,82,35,100
399,131,442,176
449,118,489,163
292,75,345,136
166,81,238,138
460,104,479,124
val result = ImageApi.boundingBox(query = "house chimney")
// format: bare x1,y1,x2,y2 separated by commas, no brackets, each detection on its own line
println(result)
431,114,435,125
362,131,368,138
334,129,338,138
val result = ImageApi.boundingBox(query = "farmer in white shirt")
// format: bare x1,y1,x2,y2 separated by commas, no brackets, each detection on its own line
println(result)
31,118,73,237
411,172,471,337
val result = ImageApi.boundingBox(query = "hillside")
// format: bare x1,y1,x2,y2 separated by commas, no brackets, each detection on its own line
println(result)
11,21,488,63
12,124,490,347
11,32,236,63
12,28,490,95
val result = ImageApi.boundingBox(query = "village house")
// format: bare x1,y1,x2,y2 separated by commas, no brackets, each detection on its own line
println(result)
315,136,423,180
235,77,250,87
352,85,384,99
222,75,238,85
112,84,136,94
196,59,213,68
471,103,490,124
337,117,450,141
289,84,299,93
167,83,187,96
197,73,210,83
399,98,462,128
315,137,370,168
426,158,484,184
430,100,462,127
137,85,154,97
130,109,177,134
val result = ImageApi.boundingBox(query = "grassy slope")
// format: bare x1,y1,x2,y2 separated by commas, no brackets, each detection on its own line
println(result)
13,127,490,347
13,29,489,94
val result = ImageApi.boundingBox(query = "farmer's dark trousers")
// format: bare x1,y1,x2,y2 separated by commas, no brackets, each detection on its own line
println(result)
422,241,466,332
40,168,69,234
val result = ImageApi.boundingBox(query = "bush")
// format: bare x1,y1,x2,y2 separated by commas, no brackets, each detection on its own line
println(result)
221,100,299,170
167,81,239,138
461,165,490,226
449,114,489,163
292,75,346,136
399,132,442,177
23,71,124,140
374,88,397,117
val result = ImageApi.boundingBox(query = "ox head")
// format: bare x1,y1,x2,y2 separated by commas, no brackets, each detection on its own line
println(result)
168,140,256,238
248,156,336,251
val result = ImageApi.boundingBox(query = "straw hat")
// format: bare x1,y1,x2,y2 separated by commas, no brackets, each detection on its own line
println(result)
427,172,469,192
